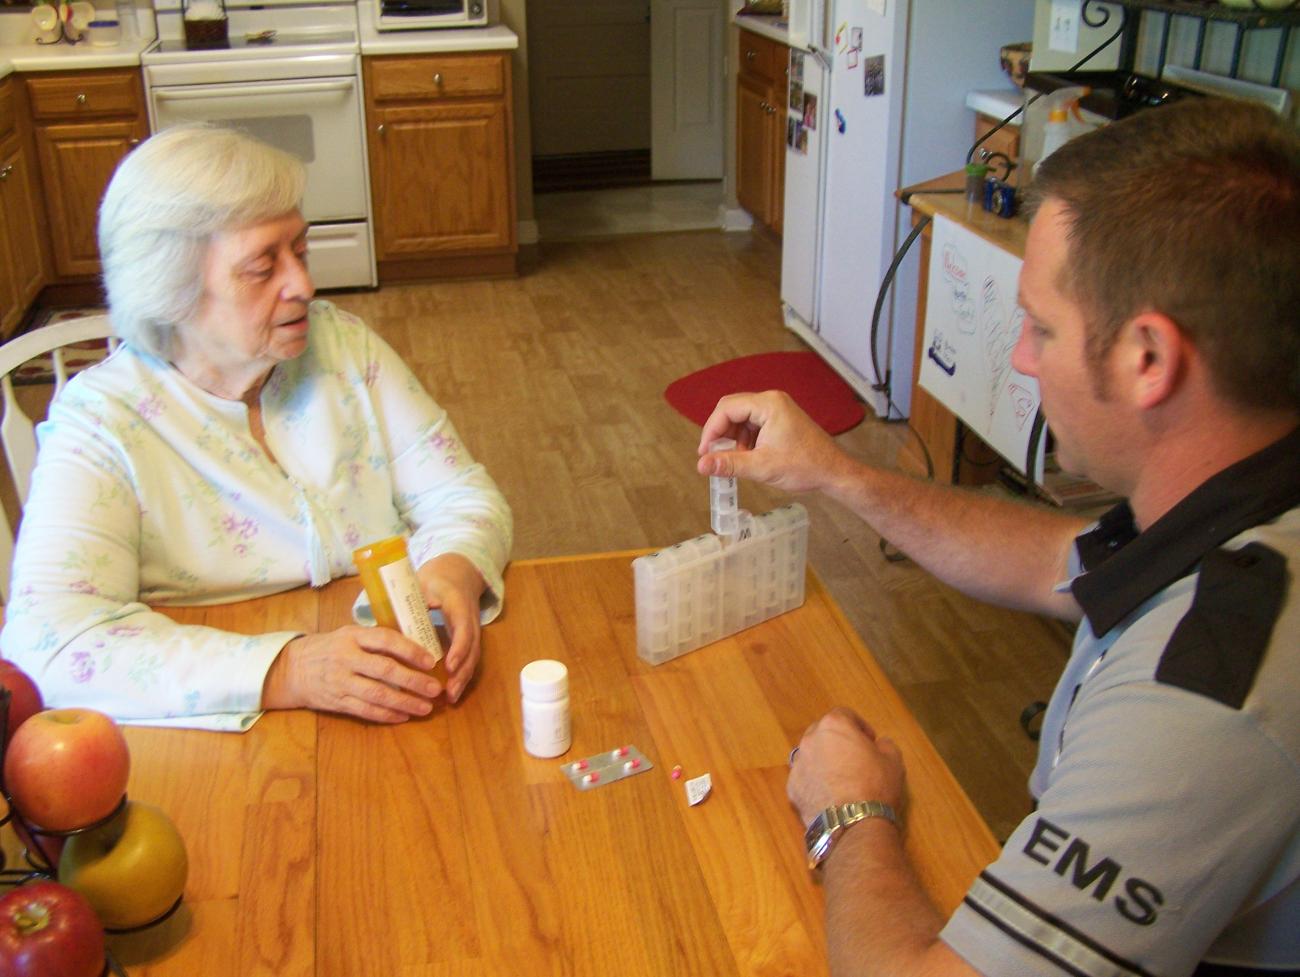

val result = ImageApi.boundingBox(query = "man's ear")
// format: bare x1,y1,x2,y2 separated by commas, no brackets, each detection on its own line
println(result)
1121,312,1187,410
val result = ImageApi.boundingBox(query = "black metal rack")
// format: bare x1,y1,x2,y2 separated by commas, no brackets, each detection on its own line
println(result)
1091,0,1300,86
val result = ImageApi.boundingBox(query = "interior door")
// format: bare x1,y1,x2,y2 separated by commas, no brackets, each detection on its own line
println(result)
528,0,651,156
649,0,723,179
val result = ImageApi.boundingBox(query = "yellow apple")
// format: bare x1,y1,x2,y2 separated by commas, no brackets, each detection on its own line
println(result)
58,801,188,930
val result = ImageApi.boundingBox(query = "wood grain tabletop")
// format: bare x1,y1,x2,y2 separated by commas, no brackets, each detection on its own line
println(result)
40,553,998,976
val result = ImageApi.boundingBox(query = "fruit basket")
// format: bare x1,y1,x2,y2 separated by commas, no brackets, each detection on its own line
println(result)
1,686,187,977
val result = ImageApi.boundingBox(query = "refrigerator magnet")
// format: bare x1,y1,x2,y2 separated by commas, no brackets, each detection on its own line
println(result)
803,94,817,130
864,54,885,96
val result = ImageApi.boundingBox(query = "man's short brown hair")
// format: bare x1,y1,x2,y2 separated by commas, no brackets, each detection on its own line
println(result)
1025,98,1300,412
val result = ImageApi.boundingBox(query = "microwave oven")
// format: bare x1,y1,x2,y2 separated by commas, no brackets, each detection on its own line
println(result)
374,0,486,30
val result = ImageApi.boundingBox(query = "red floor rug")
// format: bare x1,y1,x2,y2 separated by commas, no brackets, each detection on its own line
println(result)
664,351,865,435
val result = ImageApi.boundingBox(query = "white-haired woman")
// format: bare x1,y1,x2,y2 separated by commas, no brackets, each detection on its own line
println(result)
0,124,512,730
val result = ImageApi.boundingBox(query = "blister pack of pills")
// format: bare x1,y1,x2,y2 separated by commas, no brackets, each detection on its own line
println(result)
562,745,654,790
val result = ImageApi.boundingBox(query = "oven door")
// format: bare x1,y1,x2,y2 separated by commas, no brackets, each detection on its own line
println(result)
149,76,369,223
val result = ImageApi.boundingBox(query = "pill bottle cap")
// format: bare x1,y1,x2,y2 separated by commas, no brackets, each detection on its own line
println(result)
520,659,568,701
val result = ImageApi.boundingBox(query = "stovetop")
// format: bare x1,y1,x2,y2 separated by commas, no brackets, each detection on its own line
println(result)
150,28,357,54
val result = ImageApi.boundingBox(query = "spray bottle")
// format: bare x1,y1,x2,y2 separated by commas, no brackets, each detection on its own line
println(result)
1032,86,1090,177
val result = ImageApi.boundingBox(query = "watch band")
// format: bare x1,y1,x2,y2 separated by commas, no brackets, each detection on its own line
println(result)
805,800,898,869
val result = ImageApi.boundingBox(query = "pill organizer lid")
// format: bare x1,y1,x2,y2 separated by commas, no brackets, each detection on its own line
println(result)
520,659,568,700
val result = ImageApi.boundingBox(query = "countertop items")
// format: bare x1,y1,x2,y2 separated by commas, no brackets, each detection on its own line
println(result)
733,11,788,45
0,8,153,72
358,0,517,55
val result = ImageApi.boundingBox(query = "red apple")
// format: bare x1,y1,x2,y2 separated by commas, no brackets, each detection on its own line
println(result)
0,880,105,977
0,660,44,741
3,708,130,832
59,801,188,931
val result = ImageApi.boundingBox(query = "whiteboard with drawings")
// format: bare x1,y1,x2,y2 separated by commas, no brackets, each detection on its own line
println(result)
918,214,1042,478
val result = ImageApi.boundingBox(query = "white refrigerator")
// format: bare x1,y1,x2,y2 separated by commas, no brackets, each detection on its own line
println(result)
780,0,1035,418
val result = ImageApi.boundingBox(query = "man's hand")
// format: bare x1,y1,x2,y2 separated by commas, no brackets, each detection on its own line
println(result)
417,552,487,704
787,707,906,826
696,391,850,495
262,626,443,723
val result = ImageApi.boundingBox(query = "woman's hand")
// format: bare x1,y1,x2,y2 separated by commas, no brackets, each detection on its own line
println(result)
262,626,443,723
417,553,488,704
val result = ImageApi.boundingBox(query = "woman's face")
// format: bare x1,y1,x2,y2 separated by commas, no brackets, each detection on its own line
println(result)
187,212,316,379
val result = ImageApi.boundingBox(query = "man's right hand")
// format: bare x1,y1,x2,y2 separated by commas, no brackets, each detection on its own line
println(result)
696,390,849,495
261,626,443,723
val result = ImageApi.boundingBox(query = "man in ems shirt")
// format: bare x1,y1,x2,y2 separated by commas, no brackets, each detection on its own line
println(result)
697,97,1299,975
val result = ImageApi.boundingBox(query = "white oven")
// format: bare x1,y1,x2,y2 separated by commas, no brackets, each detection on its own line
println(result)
142,0,377,289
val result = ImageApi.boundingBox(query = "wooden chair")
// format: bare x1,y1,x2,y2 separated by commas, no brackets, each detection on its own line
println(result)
0,315,117,604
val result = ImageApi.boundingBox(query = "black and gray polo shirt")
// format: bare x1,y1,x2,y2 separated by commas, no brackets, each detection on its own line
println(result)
941,426,1300,976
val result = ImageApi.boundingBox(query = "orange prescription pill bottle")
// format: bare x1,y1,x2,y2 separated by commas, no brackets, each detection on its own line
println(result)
352,535,444,668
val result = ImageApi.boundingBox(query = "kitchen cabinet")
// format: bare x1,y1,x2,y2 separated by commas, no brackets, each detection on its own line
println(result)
0,76,49,338
27,69,148,280
363,52,517,280
736,29,787,235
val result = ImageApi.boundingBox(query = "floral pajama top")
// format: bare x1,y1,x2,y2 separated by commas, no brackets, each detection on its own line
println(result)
0,300,512,730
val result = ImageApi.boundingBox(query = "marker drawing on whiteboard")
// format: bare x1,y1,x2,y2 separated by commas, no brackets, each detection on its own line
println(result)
941,243,975,331
928,337,956,376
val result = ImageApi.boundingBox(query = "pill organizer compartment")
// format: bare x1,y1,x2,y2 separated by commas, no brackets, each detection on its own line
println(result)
633,502,809,666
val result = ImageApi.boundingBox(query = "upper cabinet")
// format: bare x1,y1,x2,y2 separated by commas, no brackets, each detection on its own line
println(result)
26,69,148,281
364,51,518,280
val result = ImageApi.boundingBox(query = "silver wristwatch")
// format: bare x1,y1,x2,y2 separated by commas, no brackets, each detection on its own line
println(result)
804,800,898,869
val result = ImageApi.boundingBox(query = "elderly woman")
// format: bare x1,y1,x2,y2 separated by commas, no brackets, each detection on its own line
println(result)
0,124,512,730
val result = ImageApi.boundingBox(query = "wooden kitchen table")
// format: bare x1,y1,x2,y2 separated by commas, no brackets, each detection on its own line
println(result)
94,553,998,976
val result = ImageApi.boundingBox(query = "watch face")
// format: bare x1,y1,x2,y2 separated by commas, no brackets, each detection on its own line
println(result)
805,811,834,868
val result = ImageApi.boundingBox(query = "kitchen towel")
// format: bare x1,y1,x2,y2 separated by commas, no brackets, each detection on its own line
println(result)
664,351,865,435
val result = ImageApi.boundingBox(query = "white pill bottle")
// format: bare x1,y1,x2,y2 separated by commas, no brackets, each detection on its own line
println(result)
520,659,571,758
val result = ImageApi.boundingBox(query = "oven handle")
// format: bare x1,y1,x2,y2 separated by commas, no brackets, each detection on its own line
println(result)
152,80,357,101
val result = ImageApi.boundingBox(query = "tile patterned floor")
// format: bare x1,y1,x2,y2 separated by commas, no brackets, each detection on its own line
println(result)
534,182,725,241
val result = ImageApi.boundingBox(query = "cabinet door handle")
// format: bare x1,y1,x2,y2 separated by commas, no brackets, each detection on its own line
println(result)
377,123,385,136
433,72,443,86
0,165,11,181
745,49,756,60
128,138,140,147
75,93,87,105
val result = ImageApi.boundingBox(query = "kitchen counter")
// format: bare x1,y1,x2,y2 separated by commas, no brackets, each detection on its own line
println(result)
0,9,155,74
0,36,154,73
734,12,788,45
359,16,517,55
966,88,1023,126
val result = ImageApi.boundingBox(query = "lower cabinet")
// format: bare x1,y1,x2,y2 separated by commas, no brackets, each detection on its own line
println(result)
27,69,147,281
0,76,49,338
364,52,517,280
736,29,787,235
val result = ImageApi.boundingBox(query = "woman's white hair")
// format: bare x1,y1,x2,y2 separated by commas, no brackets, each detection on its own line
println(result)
98,122,307,359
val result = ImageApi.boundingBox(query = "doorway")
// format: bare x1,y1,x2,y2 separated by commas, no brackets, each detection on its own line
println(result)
527,0,724,238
